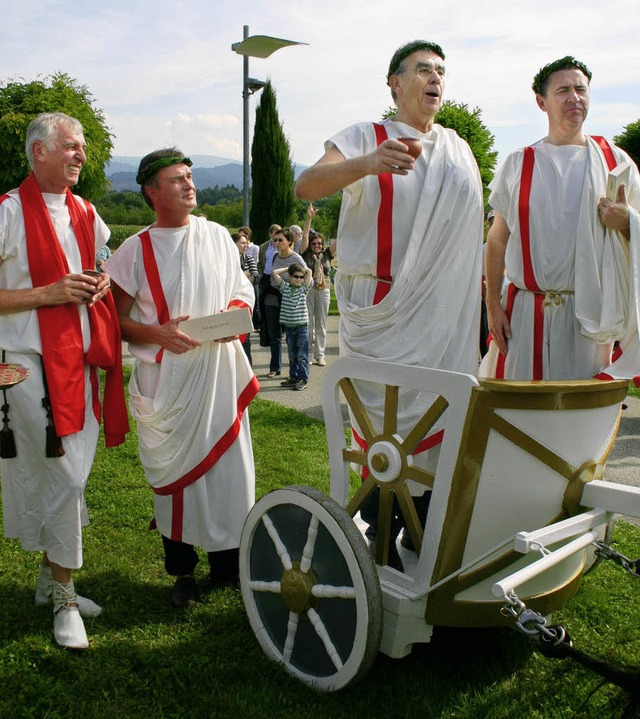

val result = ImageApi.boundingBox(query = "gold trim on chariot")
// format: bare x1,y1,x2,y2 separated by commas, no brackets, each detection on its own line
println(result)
426,378,626,625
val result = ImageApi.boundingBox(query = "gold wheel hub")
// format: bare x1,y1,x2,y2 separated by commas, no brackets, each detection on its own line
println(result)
280,561,318,614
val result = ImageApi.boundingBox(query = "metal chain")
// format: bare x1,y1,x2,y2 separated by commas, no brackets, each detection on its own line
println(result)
593,541,640,578
501,589,640,695
500,591,567,645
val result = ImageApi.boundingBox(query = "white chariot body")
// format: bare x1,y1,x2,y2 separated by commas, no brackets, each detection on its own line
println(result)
240,358,640,691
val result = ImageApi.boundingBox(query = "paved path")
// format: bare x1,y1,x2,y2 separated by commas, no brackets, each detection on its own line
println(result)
125,314,640,524
250,314,342,421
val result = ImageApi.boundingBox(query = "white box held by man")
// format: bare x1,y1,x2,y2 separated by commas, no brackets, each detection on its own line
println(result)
179,308,253,342
606,162,631,201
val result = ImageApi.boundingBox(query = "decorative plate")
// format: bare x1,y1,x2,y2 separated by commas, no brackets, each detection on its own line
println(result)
0,363,30,390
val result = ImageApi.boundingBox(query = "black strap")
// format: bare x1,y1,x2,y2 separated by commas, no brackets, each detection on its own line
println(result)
538,625,640,696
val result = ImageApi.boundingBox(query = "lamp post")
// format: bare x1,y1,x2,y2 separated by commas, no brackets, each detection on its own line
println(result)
232,25,307,226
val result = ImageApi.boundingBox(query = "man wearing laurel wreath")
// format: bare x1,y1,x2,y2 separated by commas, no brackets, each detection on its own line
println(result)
105,148,257,609
0,113,128,650
481,57,640,381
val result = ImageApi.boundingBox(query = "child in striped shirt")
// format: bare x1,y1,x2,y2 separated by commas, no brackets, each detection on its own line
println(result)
272,263,313,391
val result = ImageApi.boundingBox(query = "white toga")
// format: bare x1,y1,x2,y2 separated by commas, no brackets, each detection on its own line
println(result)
105,216,257,550
0,190,109,568
480,138,640,380
329,120,484,475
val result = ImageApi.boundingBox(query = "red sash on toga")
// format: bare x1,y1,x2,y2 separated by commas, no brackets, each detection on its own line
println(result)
18,172,128,446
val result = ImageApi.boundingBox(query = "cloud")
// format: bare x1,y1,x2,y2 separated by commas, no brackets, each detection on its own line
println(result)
0,0,638,168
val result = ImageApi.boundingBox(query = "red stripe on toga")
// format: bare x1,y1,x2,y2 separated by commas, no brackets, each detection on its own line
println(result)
590,136,617,172
153,374,260,498
139,230,171,363
373,123,393,304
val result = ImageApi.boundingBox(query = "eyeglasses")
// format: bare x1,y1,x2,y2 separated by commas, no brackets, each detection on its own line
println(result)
402,62,445,79
291,274,305,279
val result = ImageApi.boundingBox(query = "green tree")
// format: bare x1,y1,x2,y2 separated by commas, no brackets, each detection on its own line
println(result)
197,185,243,206
249,81,296,243
293,194,342,239
0,72,113,201
383,100,497,201
96,190,155,226
614,119,640,169
197,200,243,229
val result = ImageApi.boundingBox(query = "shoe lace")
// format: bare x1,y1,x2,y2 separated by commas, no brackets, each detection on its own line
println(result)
53,580,79,613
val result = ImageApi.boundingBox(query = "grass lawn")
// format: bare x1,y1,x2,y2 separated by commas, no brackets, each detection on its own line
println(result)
1,382,639,718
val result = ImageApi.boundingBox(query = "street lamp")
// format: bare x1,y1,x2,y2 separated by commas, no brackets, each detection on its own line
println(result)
232,25,307,226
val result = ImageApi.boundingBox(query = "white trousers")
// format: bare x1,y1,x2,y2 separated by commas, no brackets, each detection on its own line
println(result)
306,287,331,361
0,352,99,569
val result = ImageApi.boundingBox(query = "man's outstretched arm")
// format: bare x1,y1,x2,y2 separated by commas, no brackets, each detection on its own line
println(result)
295,140,417,201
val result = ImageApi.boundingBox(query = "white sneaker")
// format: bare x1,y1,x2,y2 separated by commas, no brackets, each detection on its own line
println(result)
317,358,326,366
52,580,89,650
36,564,102,618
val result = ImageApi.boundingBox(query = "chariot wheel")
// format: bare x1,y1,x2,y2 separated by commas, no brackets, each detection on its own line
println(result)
340,378,446,566
239,485,383,691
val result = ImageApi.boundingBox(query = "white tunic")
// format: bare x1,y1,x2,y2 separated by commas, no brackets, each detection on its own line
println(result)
0,190,109,568
105,216,257,550
480,138,640,380
329,120,484,475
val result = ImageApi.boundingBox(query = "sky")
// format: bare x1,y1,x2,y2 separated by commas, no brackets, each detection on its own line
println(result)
1,0,639,170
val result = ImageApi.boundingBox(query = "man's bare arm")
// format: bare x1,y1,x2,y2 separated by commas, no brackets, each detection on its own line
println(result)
300,202,318,254
112,282,200,354
295,140,417,201
0,272,100,313
485,212,512,356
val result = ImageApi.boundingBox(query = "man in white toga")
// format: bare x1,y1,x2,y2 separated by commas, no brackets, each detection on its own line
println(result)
296,40,484,570
105,148,258,607
0,112,127,650
482,56,640,381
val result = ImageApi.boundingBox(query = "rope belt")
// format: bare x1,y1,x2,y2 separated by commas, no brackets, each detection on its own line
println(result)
496,285,575,380
525,288,575,309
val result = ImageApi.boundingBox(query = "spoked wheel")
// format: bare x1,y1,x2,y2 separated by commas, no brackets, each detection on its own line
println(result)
239,485,383,691
340,379,446,566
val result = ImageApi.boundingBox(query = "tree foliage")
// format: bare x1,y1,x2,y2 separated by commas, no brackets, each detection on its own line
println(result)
95,191,155,226
383,100,497,201
292,194,342,239
614,119,640,169
197,200,243,228
0,72,113,201
249,81,296,243
197,185,242,206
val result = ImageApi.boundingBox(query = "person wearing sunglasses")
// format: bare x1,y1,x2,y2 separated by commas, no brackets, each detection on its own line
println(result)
272,263,313,391
262,228,307,378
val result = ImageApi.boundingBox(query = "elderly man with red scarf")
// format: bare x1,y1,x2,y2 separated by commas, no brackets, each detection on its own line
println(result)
0,112,128,650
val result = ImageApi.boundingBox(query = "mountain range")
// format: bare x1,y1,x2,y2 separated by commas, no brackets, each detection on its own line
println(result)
105,155,306,192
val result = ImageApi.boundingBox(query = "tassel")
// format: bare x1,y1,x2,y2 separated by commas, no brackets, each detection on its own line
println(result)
0,399,17,458
42,396,65,458
39,356,64,458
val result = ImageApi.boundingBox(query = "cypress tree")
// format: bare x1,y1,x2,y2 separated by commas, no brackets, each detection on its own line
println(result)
249,81,296,243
